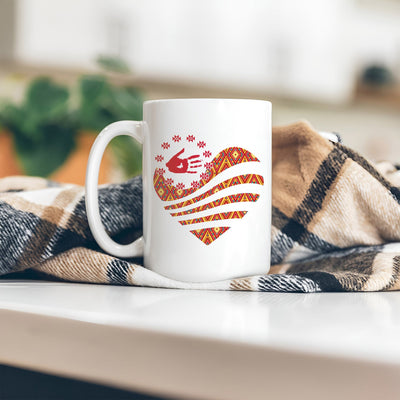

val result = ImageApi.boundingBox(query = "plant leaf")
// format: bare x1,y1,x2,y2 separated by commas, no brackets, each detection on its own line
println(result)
79,75,108,105
108,86,144,121
0,103,25,133
26,77,69,122
13,121,76,177
110,135,142,178
96,55,131,74
78,75,115,131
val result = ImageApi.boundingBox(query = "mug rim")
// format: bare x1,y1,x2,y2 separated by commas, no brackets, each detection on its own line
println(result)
144,98,271,105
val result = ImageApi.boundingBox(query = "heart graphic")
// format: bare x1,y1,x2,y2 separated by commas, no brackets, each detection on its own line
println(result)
153,136,264,245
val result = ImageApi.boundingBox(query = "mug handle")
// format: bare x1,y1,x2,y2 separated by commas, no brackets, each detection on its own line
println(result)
85,120,144,258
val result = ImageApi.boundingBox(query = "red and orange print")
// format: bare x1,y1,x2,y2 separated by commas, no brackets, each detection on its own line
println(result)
154,135,263,245
190,227,230,245
169,193,260,216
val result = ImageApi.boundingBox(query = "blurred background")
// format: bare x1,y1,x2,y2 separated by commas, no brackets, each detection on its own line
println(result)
0,0,400,184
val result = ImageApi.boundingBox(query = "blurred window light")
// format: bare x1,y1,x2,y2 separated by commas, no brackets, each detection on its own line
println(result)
4,0,400,104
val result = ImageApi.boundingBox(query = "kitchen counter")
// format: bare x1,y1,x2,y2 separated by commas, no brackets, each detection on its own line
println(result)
0,280,399,399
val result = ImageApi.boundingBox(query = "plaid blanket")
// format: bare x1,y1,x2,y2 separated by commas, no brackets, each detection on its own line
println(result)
1,121,400,292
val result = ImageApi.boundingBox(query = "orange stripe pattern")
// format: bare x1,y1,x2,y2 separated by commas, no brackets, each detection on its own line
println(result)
165,175,263,210
170,193,260,216
179,211,247,226
190,227,230,245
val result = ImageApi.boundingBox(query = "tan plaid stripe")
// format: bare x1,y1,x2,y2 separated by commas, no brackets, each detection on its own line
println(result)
272,121,334,218
0,176,50,192
230,278,253,291
36,247,112,283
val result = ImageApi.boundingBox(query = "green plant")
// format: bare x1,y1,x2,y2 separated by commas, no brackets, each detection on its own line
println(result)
0,77,77,176
78,74,143,177
0,60,144,178
96,55,131,74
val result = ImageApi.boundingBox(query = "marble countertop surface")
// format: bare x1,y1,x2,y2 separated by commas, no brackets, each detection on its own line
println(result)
0,280,399,399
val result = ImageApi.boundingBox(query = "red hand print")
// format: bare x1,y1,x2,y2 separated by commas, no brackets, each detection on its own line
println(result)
166,148,202,174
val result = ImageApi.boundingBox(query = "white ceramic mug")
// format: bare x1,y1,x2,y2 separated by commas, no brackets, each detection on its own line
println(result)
85,99,271,282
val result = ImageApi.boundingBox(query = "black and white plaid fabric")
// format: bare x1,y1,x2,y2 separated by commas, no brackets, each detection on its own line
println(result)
1,121,400,292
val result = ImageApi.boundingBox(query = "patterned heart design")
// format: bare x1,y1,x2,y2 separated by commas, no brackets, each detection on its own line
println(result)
153,135,264,245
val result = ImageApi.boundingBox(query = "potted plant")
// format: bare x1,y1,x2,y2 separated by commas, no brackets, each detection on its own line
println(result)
0,60,143,184
0,77,78,179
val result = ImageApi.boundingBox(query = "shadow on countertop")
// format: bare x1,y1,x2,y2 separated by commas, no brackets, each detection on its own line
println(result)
0,364,166,400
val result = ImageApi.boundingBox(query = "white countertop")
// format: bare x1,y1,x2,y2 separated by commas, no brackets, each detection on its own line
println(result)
0,280,400,399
